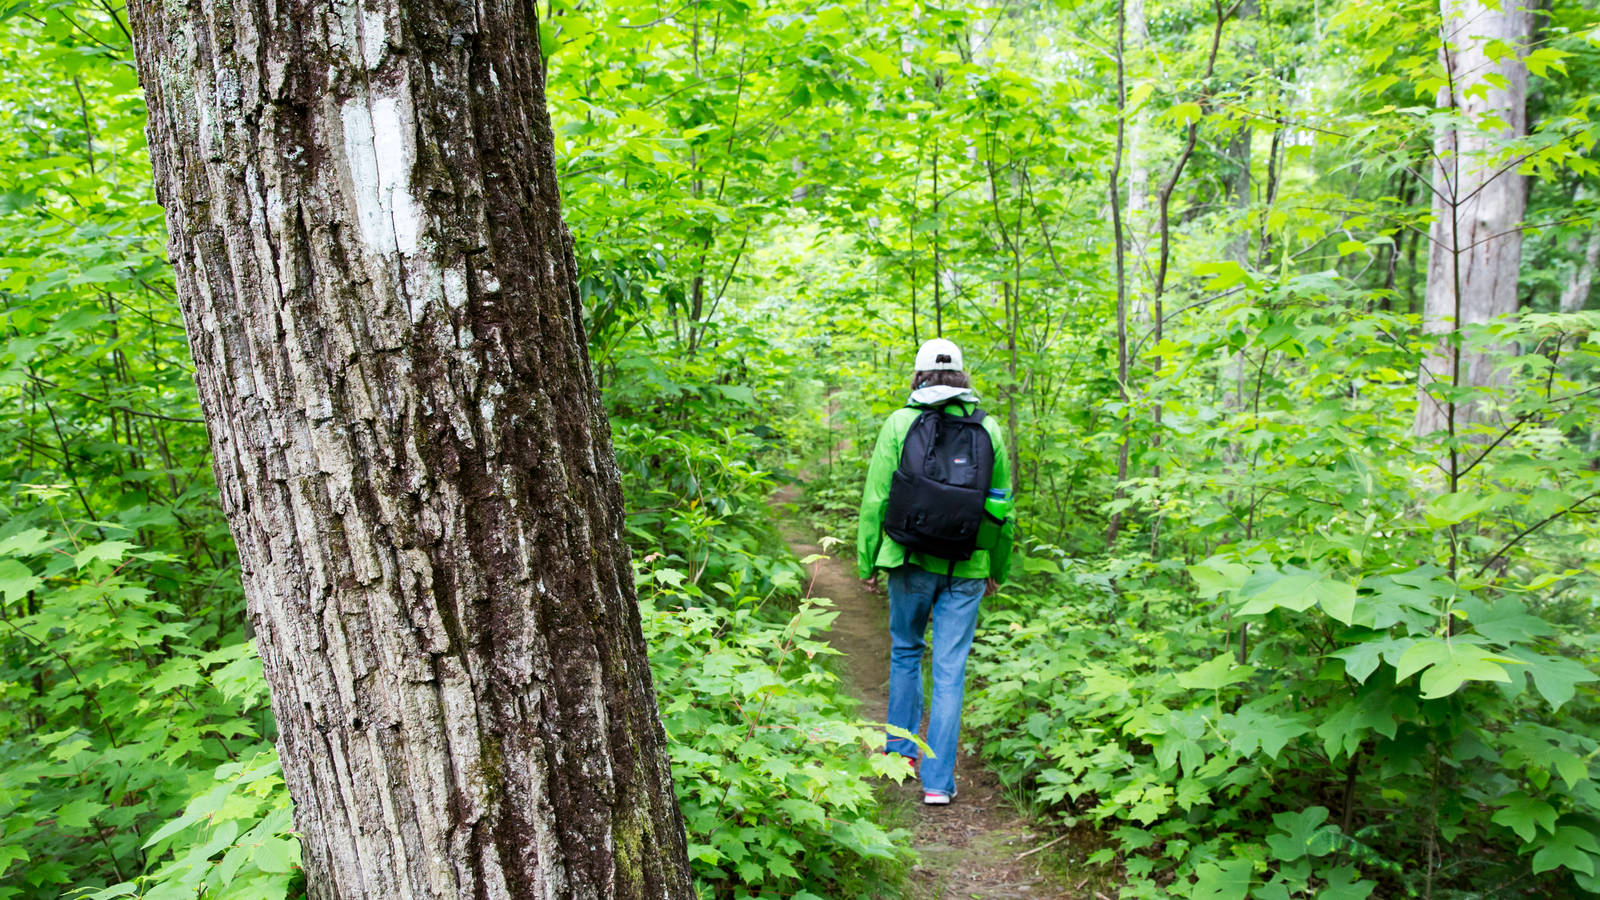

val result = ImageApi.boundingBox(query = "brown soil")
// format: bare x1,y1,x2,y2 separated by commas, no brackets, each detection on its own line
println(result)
772,488,1082,900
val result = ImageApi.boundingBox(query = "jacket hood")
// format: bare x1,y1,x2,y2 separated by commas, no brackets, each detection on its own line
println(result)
908,385,980,407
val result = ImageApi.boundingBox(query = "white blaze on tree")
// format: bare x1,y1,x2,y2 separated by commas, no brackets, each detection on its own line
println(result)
126,0,697,896
1414,0,1533,436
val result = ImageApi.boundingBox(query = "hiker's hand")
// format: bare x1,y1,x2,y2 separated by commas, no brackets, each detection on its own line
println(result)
985,578,999,597
863,576,879,594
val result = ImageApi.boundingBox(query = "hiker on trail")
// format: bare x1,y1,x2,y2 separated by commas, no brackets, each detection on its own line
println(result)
857,338,1013,806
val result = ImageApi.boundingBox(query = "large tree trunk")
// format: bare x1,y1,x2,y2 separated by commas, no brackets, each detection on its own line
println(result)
1414,0,1531,436
126,0,696,897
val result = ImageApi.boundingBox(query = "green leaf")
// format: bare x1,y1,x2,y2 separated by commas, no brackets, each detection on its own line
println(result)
1187,858,1252,900
1505,647,1597,712
1237,573,1321,615
1490,792,1557,843
1314,580,1359,625
1460,594,1556,645
1165,101,1203,125
1022,556,1060,574
1266,806,1335,861
1531,826,1600,876
1222,706,1308,759
55,797,108,829
1525,47,1571,78
0,528,53,556
1320,864,1377,900
74,539,135,569
0,559,40,603
0,845,27,879
1332,637,1410,684
252,836,300,874
1423,492,1494,528
1188,558,1249,598
1192,261,1253,292
857,48,898,79
1394,639,1513,699
1176,655,1254,691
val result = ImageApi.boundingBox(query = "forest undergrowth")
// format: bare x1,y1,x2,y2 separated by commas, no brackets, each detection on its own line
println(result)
4,0,1600,897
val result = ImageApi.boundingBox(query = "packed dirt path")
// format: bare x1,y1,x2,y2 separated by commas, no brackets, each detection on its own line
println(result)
772,488,1080,899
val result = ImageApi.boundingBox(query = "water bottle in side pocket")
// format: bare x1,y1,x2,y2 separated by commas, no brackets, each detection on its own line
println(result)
977,488,1011,550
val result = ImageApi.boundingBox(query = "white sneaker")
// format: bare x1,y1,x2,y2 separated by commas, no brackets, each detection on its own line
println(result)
923,790,956,805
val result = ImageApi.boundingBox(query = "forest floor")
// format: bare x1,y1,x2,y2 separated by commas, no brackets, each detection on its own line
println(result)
772,488,1086,899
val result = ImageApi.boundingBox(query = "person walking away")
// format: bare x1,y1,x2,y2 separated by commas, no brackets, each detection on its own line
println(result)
857,338,1013,806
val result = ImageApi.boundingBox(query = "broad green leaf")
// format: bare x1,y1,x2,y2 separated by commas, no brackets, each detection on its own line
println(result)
1505,647,1598,711
1187,858,1252,900
252,836,300,874
1394,639,1514,699
74,539,136,569
1320,864,1377,900
1266,806,1335,861
1490,792,1557,843
1177,655,1255,691
0,528,52,556
1314,580,1359,625
1459,594,1556,645
857,48,898,79
0,559,40,603
1237,573,1321,616
1531,826,1600,876
1332,637,1411,684
1221,705,1308,759
1423,492,1495,528
1188,558,1249,598
55,797,108,829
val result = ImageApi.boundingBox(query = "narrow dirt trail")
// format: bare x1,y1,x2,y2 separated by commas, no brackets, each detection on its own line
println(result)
772,488,1078,899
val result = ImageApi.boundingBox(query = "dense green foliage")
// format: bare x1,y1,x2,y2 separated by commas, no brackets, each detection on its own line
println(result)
2,0,1598,897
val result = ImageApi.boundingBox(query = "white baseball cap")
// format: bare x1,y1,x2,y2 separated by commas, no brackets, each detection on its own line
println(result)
914,338,964,372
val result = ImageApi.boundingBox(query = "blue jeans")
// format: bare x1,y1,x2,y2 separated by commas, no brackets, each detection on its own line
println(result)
884,566,985,796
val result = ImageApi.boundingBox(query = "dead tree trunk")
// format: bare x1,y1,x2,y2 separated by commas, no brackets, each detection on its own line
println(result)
1414,0,1532,436
127,0,696,896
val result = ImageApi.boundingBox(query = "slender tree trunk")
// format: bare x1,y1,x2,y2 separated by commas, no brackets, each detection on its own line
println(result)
1414,0,1532,435
127,0,696,896
1561,232,1599,312
1222,122,1252,410
1107,0,1131,545
1560,189,1597,312
1124,0,1152,325
933,137,944,337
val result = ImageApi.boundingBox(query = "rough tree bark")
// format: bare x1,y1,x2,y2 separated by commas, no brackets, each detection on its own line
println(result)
126,0,696,896
1414,0,1532,436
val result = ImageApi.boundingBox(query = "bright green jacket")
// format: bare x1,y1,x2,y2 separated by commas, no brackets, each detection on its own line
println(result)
857,401,1013,582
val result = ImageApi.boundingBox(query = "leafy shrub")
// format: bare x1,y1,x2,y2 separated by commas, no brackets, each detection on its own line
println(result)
0,520,277,900
640,571,910,899
963,309,1600,898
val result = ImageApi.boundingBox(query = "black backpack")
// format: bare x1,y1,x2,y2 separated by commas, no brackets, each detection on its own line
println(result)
884,403,995,561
